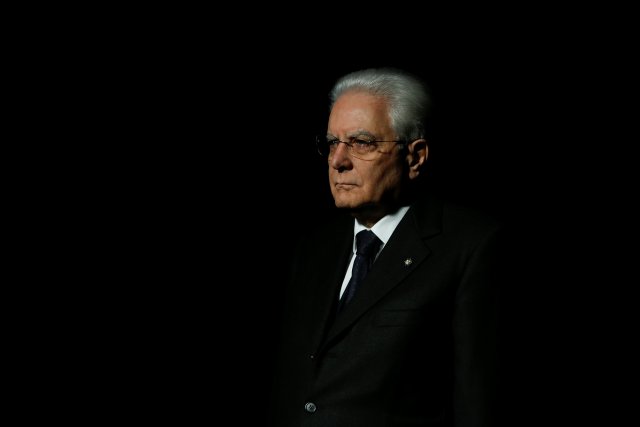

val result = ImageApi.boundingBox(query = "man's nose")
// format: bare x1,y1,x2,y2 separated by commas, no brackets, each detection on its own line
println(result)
330,142,352,169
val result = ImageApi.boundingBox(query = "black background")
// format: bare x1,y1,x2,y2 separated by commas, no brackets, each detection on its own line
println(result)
13,5,631,423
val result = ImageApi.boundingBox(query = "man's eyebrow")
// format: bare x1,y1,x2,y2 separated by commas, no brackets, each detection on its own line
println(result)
326,130,377,139
347,130,376,138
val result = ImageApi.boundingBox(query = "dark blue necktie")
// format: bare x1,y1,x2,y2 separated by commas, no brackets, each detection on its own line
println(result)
338,230,382,312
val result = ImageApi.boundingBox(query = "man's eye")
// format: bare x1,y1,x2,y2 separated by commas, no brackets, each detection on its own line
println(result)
327,140,340,146
353,138,375,147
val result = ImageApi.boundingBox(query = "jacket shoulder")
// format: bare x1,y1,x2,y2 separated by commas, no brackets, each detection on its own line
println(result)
411,193,503,241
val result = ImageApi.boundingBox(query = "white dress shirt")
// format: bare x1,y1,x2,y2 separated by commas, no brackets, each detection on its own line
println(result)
338,206,410,299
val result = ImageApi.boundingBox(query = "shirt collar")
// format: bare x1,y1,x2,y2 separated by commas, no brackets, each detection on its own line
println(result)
353,205,410,252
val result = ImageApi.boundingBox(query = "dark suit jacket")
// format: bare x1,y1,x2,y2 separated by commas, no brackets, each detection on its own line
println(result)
270,194,502,427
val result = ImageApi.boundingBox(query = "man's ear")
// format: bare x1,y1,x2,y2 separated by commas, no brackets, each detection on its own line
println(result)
407,139,428,179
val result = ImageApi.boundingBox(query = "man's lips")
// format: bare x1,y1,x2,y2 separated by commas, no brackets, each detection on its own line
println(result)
334,183,357,189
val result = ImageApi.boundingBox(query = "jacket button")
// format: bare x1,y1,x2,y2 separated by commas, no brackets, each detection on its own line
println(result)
309,354,315,359
304,402,317,413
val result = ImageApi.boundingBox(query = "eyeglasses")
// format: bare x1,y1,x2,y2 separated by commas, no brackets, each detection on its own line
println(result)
316,135,405,161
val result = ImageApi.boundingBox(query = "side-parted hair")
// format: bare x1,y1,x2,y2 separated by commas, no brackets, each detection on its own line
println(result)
329,67,432,142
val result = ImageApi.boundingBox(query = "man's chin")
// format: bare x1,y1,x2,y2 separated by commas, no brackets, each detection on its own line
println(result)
334,200,357,209
334,199,367,211
333,192,362,209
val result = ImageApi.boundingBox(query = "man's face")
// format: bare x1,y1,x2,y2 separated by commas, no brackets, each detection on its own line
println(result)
327,91,405,211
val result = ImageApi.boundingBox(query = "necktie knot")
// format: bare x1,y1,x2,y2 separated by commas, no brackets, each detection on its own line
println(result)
355,230,381,259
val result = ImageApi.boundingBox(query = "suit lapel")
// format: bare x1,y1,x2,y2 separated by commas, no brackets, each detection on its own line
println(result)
321,197,443,350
